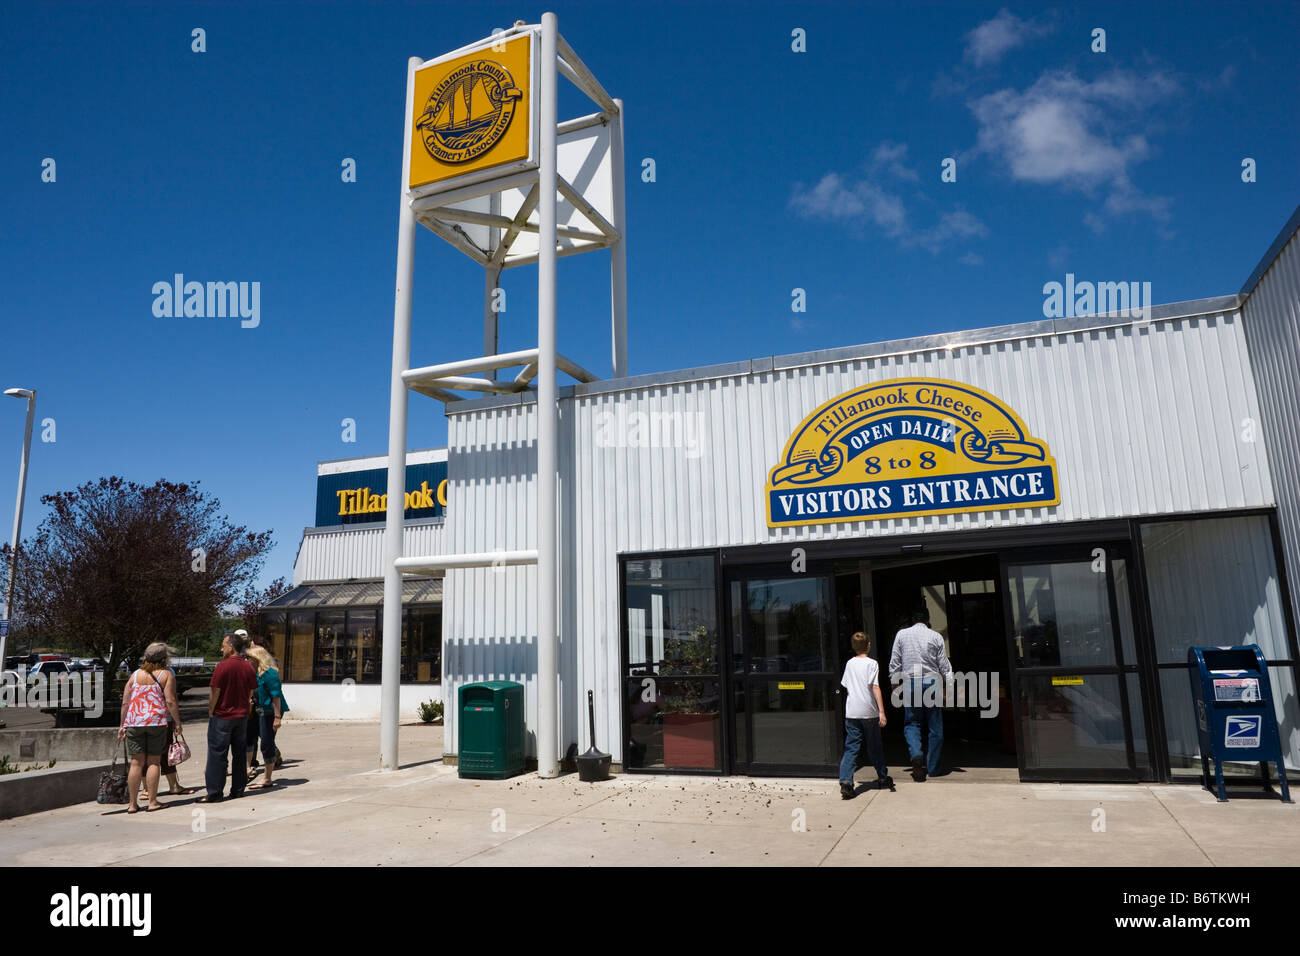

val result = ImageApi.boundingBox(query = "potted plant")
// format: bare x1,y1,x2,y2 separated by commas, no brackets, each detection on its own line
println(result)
661,623,720,769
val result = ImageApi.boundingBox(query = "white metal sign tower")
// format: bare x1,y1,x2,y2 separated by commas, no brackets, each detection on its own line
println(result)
380,12,626,776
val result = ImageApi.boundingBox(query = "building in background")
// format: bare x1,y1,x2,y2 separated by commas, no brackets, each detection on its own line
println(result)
261,449,447,719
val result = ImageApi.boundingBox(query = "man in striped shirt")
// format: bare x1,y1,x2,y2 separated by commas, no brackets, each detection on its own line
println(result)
888,605,953,782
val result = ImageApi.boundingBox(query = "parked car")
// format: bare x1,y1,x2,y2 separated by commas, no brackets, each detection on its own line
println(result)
27,660,72,681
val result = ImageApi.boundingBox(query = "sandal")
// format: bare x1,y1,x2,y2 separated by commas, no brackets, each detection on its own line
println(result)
126,805,140,814
198,795,223,803
246,782,274,790
167,787,196,796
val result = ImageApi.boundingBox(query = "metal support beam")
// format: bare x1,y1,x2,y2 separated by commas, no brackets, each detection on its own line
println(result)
499,240,609,271
557,33,618,115
1,389,35,671
557,111,608,136
409,385,466,404
404,348,542,383
410,169,538,214
556,353,599,384
432,206,607,244
417,215,490,264
557,175,619,239
536,11,560,778
610,98,629,378
489,184,540,268
380,55,422,772
396,550,539,573
513,361,539,388
484,264,501,382
413,375,521,394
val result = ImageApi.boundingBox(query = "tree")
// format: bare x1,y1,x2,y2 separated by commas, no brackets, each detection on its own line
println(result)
237,576,290,637
4,477,274,682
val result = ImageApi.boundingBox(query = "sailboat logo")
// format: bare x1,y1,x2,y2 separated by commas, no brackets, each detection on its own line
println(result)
416,59,523,165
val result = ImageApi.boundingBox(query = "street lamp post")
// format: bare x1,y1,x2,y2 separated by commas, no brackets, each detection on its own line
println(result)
2,387,36,672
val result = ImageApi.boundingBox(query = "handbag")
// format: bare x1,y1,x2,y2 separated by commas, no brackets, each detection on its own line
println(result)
97,742,129,804
167,729,192,766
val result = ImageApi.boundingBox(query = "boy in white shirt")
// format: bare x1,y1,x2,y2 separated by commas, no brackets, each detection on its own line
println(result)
839,631,893,799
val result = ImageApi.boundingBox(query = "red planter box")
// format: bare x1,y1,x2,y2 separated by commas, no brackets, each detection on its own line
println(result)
663,712,720,769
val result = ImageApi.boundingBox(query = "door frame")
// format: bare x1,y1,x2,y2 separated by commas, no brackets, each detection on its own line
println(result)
999,541,1145,782
722,561,842,777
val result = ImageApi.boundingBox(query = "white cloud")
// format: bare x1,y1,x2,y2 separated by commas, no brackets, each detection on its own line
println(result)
915,209,988,253
789,172,908,236
964,9,1052,68
870,141,919,182
970,69,1177,225
789,145,986,255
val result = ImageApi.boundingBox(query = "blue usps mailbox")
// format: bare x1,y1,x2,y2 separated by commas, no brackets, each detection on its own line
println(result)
1187,645,1291,803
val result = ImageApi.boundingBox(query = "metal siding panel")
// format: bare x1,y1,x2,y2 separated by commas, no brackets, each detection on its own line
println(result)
1242,230,1300,643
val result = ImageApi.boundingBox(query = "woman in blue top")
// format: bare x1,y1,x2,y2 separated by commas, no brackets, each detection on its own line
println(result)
245,643,289,790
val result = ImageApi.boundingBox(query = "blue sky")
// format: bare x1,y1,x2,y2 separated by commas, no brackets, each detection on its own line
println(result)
1,0,1297,588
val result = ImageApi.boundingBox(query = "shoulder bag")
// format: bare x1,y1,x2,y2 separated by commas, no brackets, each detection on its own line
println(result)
96,741,129,804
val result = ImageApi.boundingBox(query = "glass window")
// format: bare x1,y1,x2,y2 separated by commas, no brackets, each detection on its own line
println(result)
346,610,379,684
403,606,441,683
1142,516,1290,661
259,611,287,674
1007,562,1116,668
625,556,718,677
287,611,314,682
314,610,346,682
1016,673,1130,770
745,578,832,673
748,679,837,767
1142,515,1297,771
1112,558,1137,667
623,555,720,771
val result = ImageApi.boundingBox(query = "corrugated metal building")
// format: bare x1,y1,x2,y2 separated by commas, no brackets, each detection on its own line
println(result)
438,207,1300,784
275,208,1300,781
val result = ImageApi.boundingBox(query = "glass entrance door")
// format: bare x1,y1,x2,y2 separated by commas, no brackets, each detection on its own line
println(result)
726,571,840,775
1003,545,1148,780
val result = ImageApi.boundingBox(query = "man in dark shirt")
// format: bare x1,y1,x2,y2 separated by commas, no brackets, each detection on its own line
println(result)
203,632,259,802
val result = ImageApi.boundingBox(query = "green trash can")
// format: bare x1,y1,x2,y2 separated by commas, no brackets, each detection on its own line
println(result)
458,681,525,779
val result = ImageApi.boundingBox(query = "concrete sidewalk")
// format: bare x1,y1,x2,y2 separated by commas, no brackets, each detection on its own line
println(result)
0,720,1295,866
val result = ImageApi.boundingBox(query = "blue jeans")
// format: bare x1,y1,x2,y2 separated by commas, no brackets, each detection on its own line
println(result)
903,677,943,774
206,717,248,799
840,718,888,784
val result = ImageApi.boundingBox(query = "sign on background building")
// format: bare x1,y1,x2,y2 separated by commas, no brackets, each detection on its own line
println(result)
766,378,1060,526
315,461,448,527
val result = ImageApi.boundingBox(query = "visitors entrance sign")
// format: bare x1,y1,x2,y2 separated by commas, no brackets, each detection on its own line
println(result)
766,377,1060,526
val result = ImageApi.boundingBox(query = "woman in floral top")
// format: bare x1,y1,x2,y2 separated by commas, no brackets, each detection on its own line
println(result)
118,642,183,813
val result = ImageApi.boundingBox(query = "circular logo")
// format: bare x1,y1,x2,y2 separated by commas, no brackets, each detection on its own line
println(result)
416,59,522,165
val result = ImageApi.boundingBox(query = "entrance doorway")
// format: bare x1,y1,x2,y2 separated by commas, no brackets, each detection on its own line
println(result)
857,554,1016,772
719,541,1153,781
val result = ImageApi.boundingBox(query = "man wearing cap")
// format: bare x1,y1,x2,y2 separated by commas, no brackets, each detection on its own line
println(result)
203,632,258,802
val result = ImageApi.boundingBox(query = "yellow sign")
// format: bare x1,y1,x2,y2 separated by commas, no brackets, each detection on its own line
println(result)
777,682,806,691
767,377,1060,527
409,34,533,191
1051,677,1084,686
